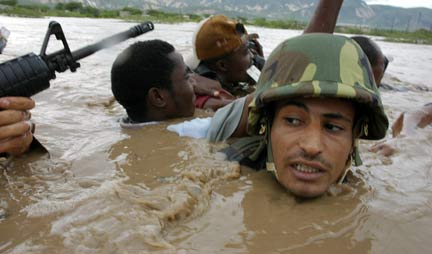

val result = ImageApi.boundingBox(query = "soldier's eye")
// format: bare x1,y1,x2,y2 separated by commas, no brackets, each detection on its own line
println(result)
284,117,301,126
325,123,344,132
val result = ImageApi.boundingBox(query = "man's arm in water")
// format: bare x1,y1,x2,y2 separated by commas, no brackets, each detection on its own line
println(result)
369,103,432,157
0,97,35,155
303,0,344,34
230,0,345,138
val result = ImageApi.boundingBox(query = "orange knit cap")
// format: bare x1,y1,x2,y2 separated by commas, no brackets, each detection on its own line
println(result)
195,15,248,61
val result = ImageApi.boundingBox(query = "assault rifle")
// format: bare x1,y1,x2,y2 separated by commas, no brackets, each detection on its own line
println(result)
0,21,154,97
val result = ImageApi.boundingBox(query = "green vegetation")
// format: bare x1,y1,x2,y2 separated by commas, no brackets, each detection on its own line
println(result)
364,28,431,44
1,1,431,45
336,26,432,44
0,0,17,6
249,18,306,30
1,1,118,18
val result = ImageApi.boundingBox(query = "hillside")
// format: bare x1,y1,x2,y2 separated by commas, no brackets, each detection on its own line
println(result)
20,0,432,31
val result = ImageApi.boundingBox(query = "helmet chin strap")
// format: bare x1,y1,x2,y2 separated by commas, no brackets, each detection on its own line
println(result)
263,112,279,179
352,116,368,166
338,154,353,184
338,124,363,184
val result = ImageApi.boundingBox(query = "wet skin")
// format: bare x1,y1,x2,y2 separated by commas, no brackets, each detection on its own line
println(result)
372,51,386,86
166,51,196,118
270,97,355,198
224,38,253,83
0,96,34,155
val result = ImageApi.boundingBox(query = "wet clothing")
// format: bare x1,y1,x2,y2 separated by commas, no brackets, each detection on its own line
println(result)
205,96,267,170
167,117,212,139
194,63,231,109
194,63,254,98
119,116,160,129
165,97,247,140
195,89,232,109
206,96,247,142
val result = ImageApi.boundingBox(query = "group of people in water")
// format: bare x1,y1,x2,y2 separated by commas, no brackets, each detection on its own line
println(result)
1,0,431,199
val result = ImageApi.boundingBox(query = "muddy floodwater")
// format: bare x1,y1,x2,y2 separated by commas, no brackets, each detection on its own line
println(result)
0,16,431,254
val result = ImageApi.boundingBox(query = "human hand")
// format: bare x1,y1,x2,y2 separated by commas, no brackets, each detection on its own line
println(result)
0,97,35,155
192,74,224,97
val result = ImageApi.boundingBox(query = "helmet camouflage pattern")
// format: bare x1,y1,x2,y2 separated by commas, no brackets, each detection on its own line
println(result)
248,33,388,140
247,33,389,167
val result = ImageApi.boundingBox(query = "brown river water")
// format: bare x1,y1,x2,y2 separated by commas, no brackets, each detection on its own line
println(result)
0,16,431,254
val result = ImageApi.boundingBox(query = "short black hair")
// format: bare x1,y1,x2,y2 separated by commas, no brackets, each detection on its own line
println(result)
111,40,175,121
351,36,380,66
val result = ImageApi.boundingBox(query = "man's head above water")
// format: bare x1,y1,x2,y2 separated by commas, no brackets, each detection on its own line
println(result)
193,15,253,86
247,33,389,198
111,40,195,123
351,36,388,86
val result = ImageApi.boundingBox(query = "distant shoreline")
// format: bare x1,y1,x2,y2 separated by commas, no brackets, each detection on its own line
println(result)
1,2,431,45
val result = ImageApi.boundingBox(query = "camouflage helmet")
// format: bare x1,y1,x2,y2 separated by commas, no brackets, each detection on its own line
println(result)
247,33,389,168
248,33,388,140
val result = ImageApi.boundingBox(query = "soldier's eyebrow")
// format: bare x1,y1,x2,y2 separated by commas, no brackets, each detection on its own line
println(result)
278,100,353,124
279,100,309,112
322,112,353,124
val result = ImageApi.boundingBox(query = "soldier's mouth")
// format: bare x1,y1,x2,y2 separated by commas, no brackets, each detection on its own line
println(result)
292,163,323,173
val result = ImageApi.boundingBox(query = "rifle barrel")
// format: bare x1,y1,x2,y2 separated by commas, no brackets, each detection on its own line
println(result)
72,21,154,61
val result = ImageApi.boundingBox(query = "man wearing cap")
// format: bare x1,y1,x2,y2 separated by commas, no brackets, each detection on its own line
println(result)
191,14,257,96
206,33,389,198
190,0,346,111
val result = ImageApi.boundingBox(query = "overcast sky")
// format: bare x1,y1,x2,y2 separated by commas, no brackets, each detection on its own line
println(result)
365,0,432,9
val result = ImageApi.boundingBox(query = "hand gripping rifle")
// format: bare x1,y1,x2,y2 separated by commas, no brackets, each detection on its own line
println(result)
0,21,154,97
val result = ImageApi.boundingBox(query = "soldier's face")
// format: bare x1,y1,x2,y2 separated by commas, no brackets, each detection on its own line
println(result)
270,97,355,198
